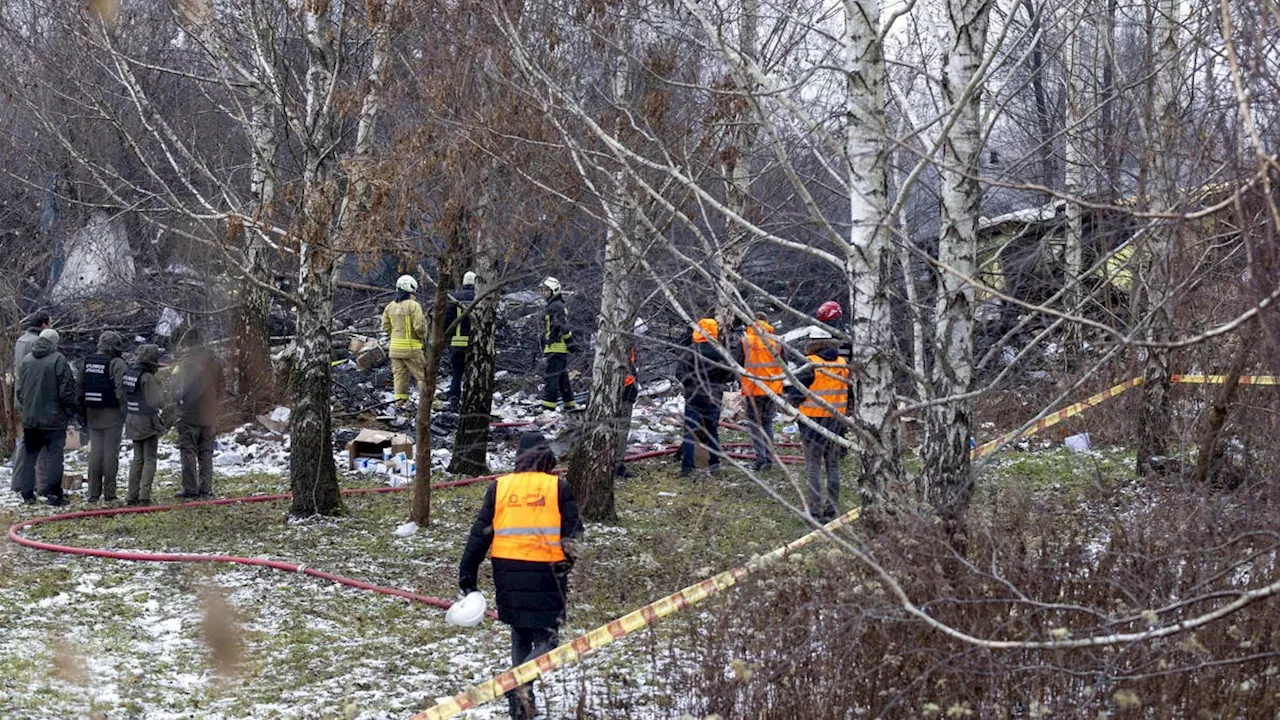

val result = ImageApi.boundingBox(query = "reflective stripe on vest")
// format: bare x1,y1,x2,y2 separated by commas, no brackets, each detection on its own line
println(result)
123,368,155,416
544,313,570,354
799,356,849,418
82,354,119,409
490,472,566,562
386,301,424,351
740,332,783,397
450,322,469,348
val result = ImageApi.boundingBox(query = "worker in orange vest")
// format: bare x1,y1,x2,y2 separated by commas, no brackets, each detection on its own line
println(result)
787,328,849,522
458,432,584,720
732,312,784,471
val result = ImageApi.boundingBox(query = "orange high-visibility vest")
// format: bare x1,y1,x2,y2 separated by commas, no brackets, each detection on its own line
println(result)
624,347,636,388
491,472,566,563
799,355,849,418
740,326,784,397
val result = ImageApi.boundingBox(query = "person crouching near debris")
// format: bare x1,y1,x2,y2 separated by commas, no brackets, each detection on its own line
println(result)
458,431,584,720
786,328,849,523
82,330,128,503
123,345,166,506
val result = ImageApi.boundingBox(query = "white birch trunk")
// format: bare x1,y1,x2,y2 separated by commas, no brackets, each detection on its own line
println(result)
232,88,278,409
1063,1,1087,352
1137,0,1180,474
843,0,904,507
921,0,990,536
714,0,759,330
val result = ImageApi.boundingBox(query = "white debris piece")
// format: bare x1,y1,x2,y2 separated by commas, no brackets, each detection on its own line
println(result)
394,521,419,538
155,307,183,338
1064,433,1092,453
270,406,291,424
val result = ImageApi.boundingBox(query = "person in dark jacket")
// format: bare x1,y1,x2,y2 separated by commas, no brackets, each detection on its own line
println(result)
540,277,578,413
786,329,850,522
445,271,477,410
459,431,583,720
16,329,78,505
10,311,51,494
677,318,734,477
614,318,645,478
82,330,128,502
172,329,225,498
124,345,166,506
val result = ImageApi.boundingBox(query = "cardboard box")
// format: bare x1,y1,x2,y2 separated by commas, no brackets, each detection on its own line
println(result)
348,335,368,354
62,472,84,492
346,429,413,470
355,344,387,371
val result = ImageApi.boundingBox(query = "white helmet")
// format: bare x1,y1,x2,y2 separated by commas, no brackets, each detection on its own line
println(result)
808,327,833,340
542,276,562,294
462,271,477,287
396,274,418,293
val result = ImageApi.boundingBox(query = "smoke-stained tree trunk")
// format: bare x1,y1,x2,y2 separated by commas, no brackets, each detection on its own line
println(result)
921,0,990,541
843,0,904,508
449,223,499,477
1136,0,1180,475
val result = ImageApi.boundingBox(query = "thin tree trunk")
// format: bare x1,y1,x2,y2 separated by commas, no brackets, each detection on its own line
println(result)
844,0,904,509
921,0,990,545
1136,0,1180,476
1190,324,1256,485
413,207,463,525
1063,2,1088,352
1020,0,1056,198
565,201,634,522
714,0,759,330
449,262,496,477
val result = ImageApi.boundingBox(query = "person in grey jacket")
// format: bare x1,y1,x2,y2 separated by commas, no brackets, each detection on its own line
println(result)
173,329,224,498
123,345,166,506
82,330,128,502
16,329,78,505
10,311,50,493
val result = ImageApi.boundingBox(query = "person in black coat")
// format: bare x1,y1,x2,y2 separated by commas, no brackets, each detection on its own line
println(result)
677,318,735,476
458,432,584,720
444,272,476,410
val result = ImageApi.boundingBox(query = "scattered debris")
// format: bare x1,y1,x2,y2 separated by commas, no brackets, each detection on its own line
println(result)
1064,432,1092,453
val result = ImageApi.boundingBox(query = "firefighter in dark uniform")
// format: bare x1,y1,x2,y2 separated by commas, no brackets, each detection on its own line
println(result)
445,271,476,411
458,432,584,720
82,330,128,502
539,277,577,413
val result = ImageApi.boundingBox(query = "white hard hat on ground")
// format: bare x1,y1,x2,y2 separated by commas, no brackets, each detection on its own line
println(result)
462,271,477,287
445,591,487,627
396,274,418,293
542,277,561,294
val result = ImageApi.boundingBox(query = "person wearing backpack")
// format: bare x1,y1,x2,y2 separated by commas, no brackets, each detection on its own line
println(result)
82,330,128,502
123,344,166,506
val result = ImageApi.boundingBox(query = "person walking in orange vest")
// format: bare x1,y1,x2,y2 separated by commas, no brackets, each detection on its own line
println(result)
787,328,849,522
732,312,784,471
458,431,584,720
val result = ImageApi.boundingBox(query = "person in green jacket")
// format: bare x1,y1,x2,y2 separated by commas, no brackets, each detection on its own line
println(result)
123,345,166,506
173,329,225,498
82,330,128,502
10,310,50,494
15,329,78,506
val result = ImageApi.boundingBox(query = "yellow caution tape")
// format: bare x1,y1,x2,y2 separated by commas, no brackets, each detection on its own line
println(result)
1171,374,1278,385
970,374,1276,459
971,376,1145,459
413,508,861,720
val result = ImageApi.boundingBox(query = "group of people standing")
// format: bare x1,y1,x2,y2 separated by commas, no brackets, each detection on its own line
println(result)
9,311,224,507
676,303,852,522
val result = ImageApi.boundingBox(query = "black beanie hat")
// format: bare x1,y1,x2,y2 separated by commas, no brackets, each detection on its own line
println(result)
514,431,556,473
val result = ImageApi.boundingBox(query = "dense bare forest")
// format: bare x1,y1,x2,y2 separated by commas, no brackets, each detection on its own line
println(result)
1,0,1278,717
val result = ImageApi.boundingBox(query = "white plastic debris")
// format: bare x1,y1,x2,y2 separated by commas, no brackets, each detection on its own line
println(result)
155,307,183,338
1064,433,1092,453
394,521,419,538
270,406,291,424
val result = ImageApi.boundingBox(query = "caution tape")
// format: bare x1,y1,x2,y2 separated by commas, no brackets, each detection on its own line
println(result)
970,373,1276,459
412,508,861,720
970,376,1145,459
1171,374,1278,385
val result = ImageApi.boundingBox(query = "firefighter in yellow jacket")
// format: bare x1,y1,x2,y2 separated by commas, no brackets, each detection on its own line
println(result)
381,274,427,404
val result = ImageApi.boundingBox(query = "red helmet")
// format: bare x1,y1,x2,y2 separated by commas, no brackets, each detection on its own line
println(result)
816,300,842,322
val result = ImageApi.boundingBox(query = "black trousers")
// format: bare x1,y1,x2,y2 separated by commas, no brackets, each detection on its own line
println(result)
507,626,558,719
448,346,467,402
541,353,574,408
